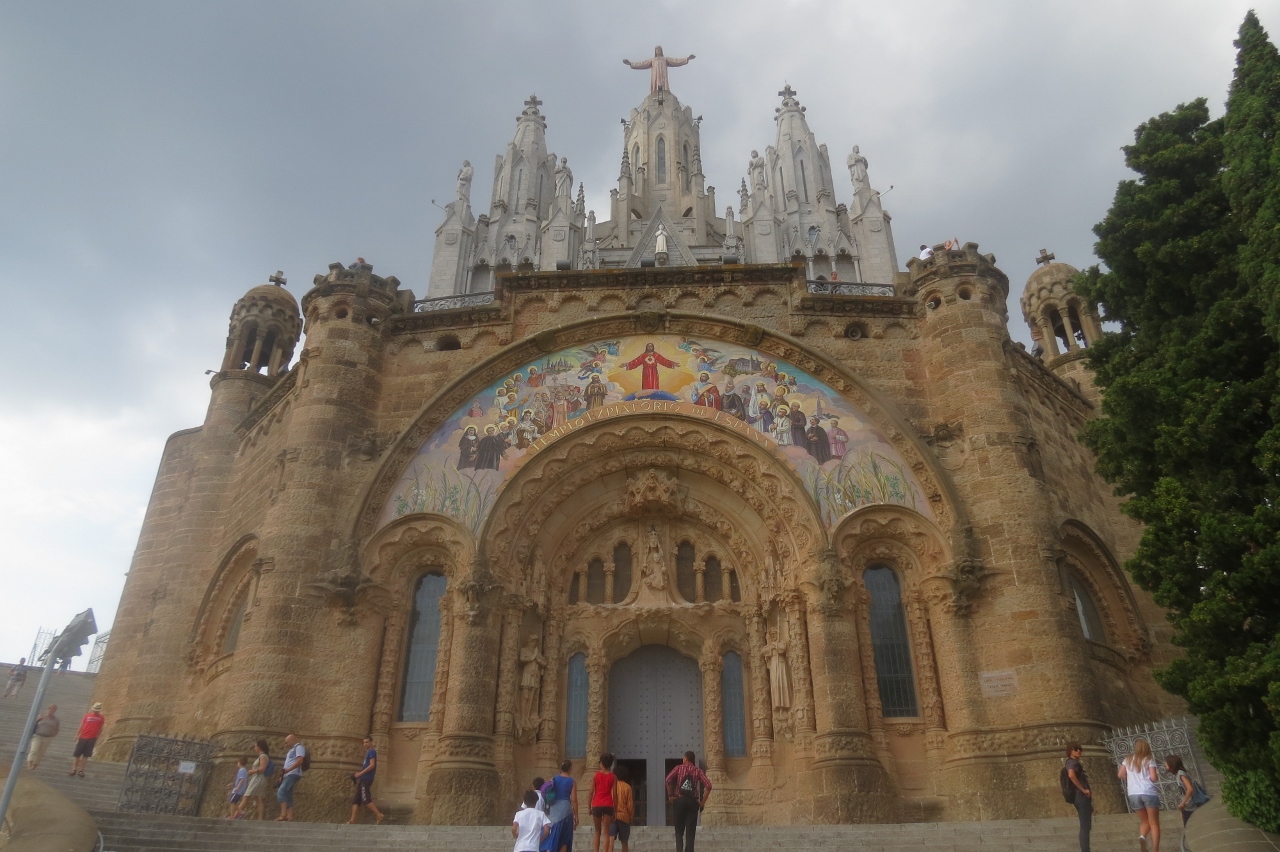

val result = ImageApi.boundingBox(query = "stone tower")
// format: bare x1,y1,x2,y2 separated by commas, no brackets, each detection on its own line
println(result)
1020,249,1103,404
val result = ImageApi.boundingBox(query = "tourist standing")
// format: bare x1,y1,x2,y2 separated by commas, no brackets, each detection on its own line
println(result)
1118,738,1161,852
3,658,27,698
349,736,385,824
276,733,306,822
69,702,104,777
665,751,712,852
611,764,633,852
590,753,616,852
227,757,249,818
1165,754,1206,852
26,704,59,769
514,790,552,852
540,759,578,852
1064,743,1092,852
235,740,272,820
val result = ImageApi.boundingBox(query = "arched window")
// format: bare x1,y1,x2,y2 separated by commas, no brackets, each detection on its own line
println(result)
721,651,748,757
586,557,606,604
682,142,691,191
727,568,741,602
656,137,667,184
613,542,633,602
676,540,697,603
221,596,248,656
1069,575,1107,643
398,573,448,722
633,145,641,185
799,160,810,202
565,653,588,758
704,555,723,602
865,566,919,717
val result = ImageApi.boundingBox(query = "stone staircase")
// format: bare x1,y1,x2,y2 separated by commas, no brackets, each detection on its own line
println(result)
1,664,1187,852
0,662,127,811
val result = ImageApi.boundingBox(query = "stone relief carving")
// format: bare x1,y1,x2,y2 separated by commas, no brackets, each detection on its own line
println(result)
516,635,545,741
624,468,681,515
305,538,387,626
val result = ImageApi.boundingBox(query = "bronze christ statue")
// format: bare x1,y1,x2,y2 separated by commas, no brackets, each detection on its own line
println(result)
623,46,695,94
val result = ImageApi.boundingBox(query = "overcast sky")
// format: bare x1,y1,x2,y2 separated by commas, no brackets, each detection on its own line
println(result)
1,0,1273,669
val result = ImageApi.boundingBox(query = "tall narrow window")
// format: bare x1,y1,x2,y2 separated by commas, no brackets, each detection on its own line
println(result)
656,137,667,184
676,540,697,603
722,652,748,757
613,542,633,602
799,160,810,202
586,557,606,604
565,653,588,758
1069,575,1106,643
399,573,448,722
682,142,691,191
865,566,919,717
704,556,723,603
633,145,641,184
222,596,247,656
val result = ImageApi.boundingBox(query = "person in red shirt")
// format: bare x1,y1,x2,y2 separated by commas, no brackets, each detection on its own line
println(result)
590,752,617,852
69,702,105,777
665,752,712,852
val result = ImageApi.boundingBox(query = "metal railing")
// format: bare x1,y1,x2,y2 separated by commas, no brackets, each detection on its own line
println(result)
806,280,895,297
1103,716,1206,812
412,292,496,312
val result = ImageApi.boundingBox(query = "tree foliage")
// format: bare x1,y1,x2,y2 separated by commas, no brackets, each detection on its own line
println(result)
1076,13,1280,831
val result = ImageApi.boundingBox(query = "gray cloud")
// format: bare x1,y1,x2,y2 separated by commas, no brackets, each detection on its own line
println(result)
1,0,1273,662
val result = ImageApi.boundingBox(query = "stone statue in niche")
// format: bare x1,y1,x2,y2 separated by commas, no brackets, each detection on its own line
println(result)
749,150,766,190
517,635,545,739
641,526,667,591
456,160,473,206
847,145,868,188
763,625,793,710
529,547,547,611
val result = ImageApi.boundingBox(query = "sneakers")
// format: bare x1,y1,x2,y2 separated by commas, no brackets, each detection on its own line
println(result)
1139,834,1149,852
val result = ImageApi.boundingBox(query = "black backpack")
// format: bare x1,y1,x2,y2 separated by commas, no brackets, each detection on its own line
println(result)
679,774,699,800
1060,766,1077,804
300,747,311,772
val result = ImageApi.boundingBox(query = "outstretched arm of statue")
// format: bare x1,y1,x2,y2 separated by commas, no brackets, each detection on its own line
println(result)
666,54,695,67
624,58,653,69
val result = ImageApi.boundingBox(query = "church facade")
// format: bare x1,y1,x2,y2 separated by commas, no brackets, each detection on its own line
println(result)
93,59,1182,826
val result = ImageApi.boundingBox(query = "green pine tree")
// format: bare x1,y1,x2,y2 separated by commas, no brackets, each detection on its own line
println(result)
1076,17,1280,831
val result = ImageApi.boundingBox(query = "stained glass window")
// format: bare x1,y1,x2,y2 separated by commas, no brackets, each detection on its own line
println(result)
865,566,919,717
398,573,448,722
565,653,588,758
722,652,748,757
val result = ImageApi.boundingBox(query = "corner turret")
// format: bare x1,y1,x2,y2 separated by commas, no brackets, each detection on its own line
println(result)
220,271,302,377
1020,249,1102,403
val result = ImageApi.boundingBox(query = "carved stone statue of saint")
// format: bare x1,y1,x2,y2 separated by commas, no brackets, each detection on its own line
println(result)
642,526,667,590
655,225,669,256
517,635,545,737
847,146,868,188
623,46,696,94
555,157,573,199
763,626,793,709
530,547,547,611
749,150,766,191
456,160,474,205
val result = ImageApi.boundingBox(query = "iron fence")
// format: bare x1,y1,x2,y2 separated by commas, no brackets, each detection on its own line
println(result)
117,734,220,816
1102,716,1205,812
806,280,895,297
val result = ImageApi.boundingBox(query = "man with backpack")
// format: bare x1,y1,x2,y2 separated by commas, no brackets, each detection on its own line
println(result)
276,732,307,821
1062,743,1092,852
665,751,712,852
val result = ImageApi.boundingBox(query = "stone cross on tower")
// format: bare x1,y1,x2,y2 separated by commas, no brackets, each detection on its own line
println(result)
269,270,287,287
779,84,797,100
1036,249,1056,267
523,94,543,114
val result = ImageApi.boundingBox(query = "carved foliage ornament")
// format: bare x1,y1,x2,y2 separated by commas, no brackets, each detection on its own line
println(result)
304,538,388,626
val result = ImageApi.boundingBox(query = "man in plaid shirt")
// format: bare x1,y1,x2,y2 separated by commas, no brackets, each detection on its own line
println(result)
665,751,712,852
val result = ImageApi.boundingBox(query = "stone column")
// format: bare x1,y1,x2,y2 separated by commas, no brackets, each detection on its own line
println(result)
695,564,706,603
248,327,266,372
535,612,565,779
604,561,615,605
1039,317,1061,357
493,598,525,805
370,606,408,740
745,606,774,767
1062,307,1081,351
904,590,947,772
584,649,608,767
699,655,725,778
421,579,502,824
785,596,816,737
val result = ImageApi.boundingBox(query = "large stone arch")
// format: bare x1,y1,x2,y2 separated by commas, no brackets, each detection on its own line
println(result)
351,312,968,549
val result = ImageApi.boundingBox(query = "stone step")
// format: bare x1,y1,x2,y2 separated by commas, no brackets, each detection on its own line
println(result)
90,810,1188,852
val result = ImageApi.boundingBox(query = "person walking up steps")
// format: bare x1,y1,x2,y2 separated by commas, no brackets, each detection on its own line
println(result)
540,760,578,852
227,757,249,818
235,740,272,820
590,752,617,852
3,658,27,698
276,733,306,821
1118,738,1161,852
514,790,552,852
610,764,633,852
69,702,104,777
26,704,59,769
349,736,385,824
665,751,711,852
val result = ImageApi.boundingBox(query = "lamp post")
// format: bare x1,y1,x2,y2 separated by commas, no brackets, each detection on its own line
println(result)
0,609,97,828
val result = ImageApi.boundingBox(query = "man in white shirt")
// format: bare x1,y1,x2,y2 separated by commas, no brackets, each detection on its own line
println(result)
512,790,551,852
276,733,306,821
918,244,933,261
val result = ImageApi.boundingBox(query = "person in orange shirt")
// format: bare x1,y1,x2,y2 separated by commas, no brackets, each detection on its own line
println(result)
610,765,634,852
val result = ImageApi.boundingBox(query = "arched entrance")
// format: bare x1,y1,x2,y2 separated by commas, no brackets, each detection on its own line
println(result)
608,645,704,827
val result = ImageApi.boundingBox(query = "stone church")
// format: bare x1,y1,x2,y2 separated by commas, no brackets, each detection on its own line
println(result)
93,51,1182,825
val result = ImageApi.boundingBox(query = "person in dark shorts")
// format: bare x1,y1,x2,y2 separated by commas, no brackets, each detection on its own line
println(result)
590,752,617,852
1064,743,1093,852
349,736,385,824
665,751,712,852
70,702,104,777
609,764,633,852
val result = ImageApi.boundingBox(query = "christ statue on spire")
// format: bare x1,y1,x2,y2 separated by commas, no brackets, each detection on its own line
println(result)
623,46,696,94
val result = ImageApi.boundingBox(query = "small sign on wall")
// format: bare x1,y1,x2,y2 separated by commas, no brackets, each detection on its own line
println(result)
979,669,1019,697
177,760,197,775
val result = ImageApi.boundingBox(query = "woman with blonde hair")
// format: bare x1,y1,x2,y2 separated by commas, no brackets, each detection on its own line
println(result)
1118,738,1161,852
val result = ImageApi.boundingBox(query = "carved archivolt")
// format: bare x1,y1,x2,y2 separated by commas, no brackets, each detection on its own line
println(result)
189,535,260,676
1057,520,1147,660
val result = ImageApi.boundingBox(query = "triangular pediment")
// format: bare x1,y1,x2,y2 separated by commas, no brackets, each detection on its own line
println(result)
625,206,697,268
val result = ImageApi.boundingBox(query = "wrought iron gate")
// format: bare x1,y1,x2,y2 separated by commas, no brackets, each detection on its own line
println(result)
1102,717,1206,812
117,735,220,816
